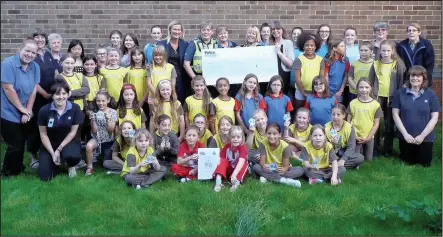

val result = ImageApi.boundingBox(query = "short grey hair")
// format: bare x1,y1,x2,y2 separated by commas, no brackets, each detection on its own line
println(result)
48,33,63,44
373,21,390,31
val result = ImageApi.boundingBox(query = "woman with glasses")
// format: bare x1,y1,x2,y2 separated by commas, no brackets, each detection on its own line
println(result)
316,24,332,58
270,21,295,96
396,22,435,88
372,21,389,60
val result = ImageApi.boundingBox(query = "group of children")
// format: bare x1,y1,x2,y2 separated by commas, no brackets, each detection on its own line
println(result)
53,27,407,191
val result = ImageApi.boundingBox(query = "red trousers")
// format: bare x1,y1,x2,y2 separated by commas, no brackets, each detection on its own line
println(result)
213,158,248,183
170,164,197,180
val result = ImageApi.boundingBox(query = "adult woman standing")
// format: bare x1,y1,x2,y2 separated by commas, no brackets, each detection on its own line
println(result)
216,25,238,48
38,79,84,181
216,25,239,97
47,33,63,70
392,66,440,167
158,20,189,104
1,39,40,177
396,22,435,88
240,25,262,47
270,21,295,95
27,28,62,169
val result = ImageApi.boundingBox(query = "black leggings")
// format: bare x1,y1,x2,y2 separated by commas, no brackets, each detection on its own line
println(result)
399,139,433,167
39,141,82,181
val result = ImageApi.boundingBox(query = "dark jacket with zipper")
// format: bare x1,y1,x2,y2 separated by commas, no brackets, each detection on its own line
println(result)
396,36,435,87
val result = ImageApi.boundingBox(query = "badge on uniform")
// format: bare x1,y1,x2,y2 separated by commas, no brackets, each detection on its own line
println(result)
48,118,54,128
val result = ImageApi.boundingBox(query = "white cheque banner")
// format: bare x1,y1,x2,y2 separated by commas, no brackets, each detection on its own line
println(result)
202,46,279,85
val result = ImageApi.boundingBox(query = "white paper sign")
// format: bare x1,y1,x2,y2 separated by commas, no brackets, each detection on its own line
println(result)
202,46,279,85
197,148,220,180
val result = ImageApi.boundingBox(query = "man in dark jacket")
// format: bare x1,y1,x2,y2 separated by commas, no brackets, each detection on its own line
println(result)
397,22,435,87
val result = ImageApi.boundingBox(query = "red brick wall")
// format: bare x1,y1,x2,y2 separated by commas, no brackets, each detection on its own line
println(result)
1,1,441,66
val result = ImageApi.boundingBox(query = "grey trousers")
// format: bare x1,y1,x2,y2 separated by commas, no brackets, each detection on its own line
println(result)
247,150,261,166
252,164,304,183
304,166,346,179
341,153,364,169
355,138,375,161
123,166,168,188
103,160,123,171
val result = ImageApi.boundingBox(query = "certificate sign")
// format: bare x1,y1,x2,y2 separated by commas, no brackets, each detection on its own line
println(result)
202,46,279,85
197,148,220,180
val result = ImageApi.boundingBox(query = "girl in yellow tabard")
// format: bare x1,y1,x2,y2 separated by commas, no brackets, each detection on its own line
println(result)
83,54,104,111
116,84,147,130
252,122,303,187
183,75,212,128
150,80,185,142
209,77,236,134
246,109,268,166
193,113,212,147
368,40,406,157
347,41,374,102
146,45,177,105
55,53,90,111
347,78,383,161
207,116,233,149
293,33,325,110
99,47,129,101
121,129,167,189
283,107,312,161
124,47,149,128
124,47,147,106
301,124,345,185
103,120,136,174
324,104,364,169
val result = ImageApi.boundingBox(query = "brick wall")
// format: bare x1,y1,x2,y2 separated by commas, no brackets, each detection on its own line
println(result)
1,1,441,65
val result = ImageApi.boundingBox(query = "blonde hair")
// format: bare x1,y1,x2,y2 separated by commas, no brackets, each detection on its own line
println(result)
167,20,185,41
153,80,179,129
378,40,406,72
152,45,167,66
245,26,261,45
407,22,421,32
134,129,153,145
229,125,245,144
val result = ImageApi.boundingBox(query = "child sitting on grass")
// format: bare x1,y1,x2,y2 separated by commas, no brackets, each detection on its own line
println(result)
170,125,204,183
301,124,345,185
121,129,168,189
213,126,249,192
152,114,179,168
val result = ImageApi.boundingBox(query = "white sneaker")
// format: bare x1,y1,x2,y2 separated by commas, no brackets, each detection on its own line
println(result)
106,170,120,175
68,167,77,178
285,179,302,188
135,184,141,190
214,184,223,192
259,176,268,183
180,178,191,183
230,183,240,192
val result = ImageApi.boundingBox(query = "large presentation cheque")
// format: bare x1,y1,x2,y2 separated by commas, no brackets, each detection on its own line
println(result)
202,46,279,85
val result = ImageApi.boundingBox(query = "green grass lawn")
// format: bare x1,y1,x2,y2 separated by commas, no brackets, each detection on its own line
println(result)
1,126,442,236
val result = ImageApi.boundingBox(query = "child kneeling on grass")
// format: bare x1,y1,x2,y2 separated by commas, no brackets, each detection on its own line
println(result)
152,114,179,168
213,126,249,192
301,124,345,185
121,129,167,189
252,123,303,188
170,125,205,183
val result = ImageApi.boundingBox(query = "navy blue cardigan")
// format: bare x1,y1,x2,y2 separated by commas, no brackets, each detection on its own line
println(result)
397,36,435,87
